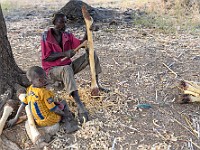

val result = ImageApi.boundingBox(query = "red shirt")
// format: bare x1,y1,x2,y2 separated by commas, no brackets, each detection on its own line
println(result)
41,28,81,73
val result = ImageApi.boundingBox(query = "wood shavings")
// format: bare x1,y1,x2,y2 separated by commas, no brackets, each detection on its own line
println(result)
75,119,111,149
137,143,170,150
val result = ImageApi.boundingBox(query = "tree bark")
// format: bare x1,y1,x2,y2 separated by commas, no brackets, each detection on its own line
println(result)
0,4,30,115
0,4,29,97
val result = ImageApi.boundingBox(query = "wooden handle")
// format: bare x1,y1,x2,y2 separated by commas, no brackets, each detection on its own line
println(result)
82,5,99,96
61,41,88,62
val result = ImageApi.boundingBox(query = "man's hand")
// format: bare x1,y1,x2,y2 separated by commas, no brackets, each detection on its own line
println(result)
74,40,88,53
63,50,76,58
7,118,18,128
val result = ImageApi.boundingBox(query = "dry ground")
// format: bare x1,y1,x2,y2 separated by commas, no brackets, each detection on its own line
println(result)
1,0,200,149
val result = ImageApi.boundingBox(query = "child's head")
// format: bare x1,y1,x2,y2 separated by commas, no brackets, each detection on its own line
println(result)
26,66,47,87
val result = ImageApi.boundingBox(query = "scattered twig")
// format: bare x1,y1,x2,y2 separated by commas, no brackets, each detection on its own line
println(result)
173,118,198,138
66,143,78,149
182,115,198,136
153,128,166,141
188,138,194,150
137,71,140,80
155,90,158,102
153,119,162,128
119,123,139,132
177,52,184,58
197,122,200,139
180,139,200,150
114,89,127,98
163,62,177,78
112,58,120,66
189,139,200,149
112,138,117,150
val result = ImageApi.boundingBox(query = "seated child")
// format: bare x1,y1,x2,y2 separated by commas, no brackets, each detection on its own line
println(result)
7,66,78,138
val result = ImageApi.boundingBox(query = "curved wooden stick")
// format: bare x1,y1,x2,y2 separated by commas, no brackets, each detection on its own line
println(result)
82,5,99,96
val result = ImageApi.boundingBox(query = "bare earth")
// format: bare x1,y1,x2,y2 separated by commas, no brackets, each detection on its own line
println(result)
2,1,200,150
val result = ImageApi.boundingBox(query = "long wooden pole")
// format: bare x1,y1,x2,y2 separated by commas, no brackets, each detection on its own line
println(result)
82,5,99,96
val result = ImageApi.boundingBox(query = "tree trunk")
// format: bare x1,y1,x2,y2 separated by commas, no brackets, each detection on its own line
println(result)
0,5,29,98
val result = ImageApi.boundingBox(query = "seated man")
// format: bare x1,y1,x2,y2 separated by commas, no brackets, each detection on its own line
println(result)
41,12,109,122
7,66,78,136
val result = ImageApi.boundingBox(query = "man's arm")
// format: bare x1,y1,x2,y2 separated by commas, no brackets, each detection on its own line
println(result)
7,103,26,127
44,50,76,62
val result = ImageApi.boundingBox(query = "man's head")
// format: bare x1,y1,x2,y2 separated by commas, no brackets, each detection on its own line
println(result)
52,12,67,32
26,66,47,87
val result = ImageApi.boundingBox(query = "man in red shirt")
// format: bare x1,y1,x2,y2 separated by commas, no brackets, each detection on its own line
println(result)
41,13,109,123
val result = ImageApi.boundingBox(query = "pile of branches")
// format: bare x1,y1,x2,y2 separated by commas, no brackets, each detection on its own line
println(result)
179,80,200,103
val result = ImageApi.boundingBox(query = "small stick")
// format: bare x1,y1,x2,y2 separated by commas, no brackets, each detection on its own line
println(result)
155,90,158,102
181,139,200,150
190,139,200,149
182,115,198,135
112,58,120,66
163,63,177,78
137,72,140,80
120,123,139,132
197,122,200,139
173,118,198,138
153,119,162,128
190,138,194,150
111,138,117,150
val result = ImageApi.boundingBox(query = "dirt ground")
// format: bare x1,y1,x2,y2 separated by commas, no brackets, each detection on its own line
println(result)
1,0,200,149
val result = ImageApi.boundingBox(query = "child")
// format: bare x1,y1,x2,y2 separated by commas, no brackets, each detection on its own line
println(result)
7,66,78,138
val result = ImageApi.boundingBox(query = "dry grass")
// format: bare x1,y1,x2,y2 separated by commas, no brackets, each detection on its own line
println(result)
133,0,200,34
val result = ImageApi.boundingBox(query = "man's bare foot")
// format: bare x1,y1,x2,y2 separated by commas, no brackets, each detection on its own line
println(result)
64,119,79,134
78,107,89,124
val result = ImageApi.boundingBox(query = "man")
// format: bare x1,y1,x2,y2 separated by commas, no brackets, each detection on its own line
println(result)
41,13,109,122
